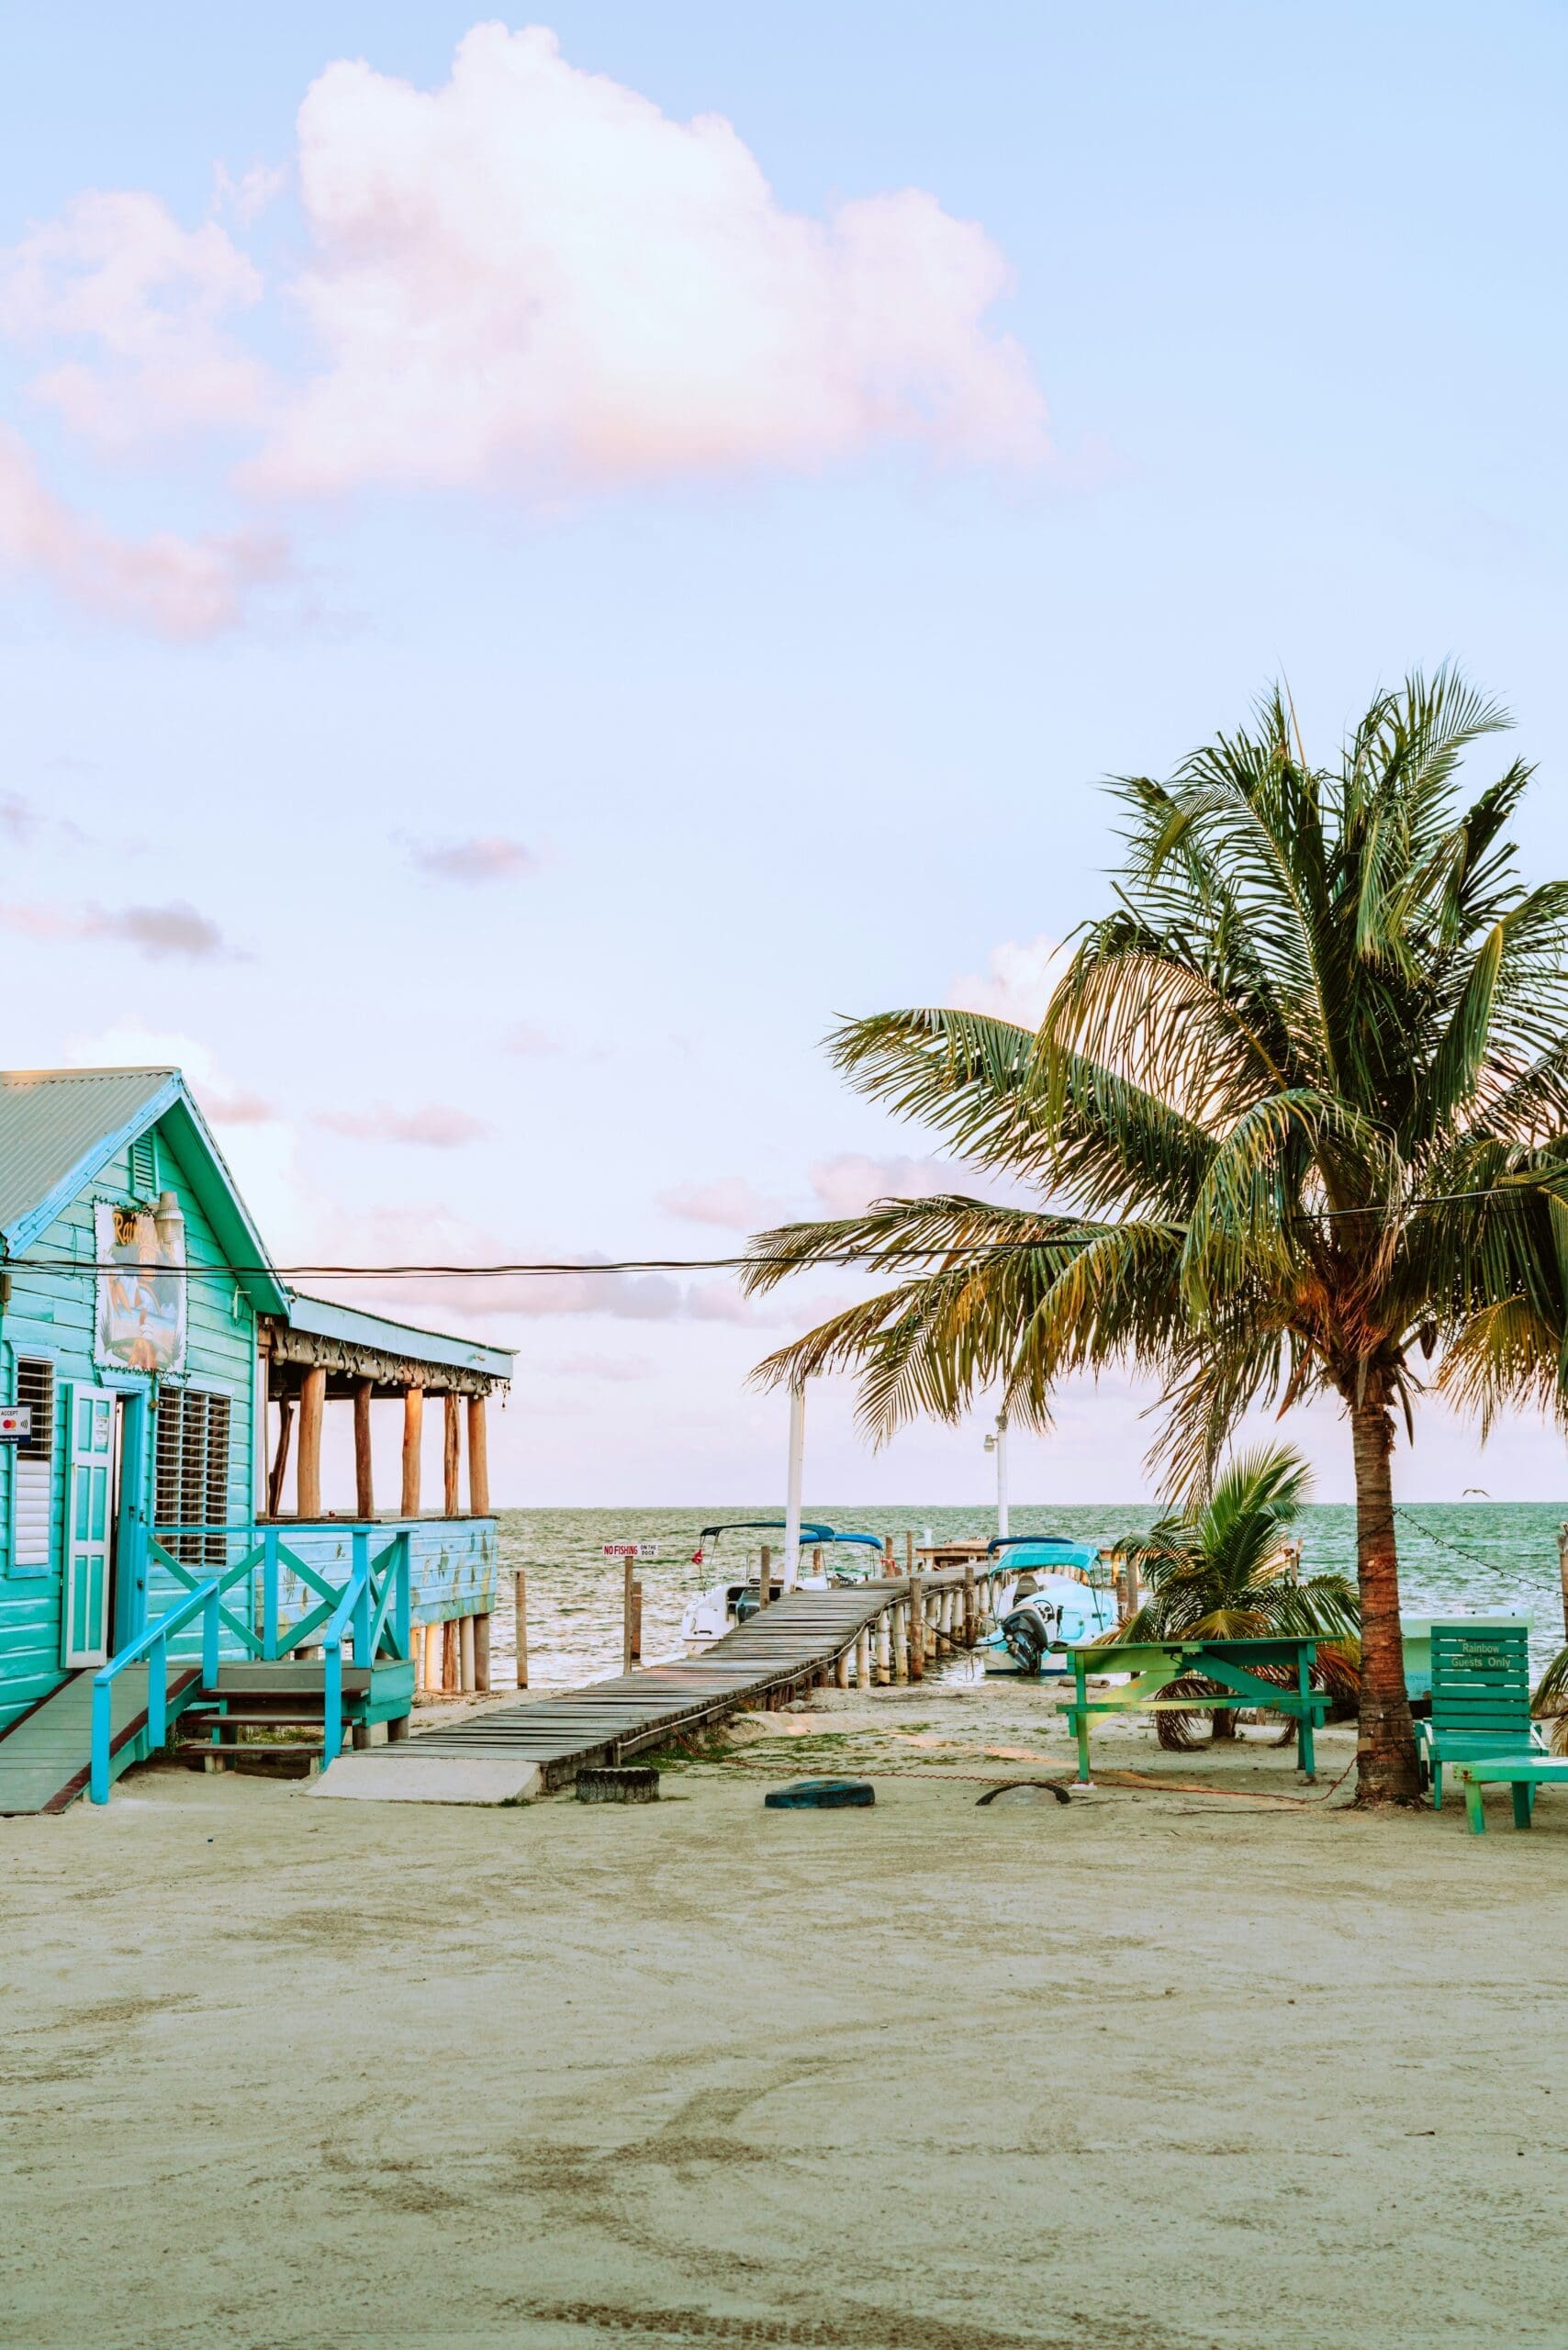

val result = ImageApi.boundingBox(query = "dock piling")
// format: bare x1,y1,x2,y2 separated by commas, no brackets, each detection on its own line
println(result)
514,1569,528,1689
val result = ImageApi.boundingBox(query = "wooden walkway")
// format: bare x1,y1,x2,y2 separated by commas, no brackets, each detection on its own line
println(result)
320,1566,996,1801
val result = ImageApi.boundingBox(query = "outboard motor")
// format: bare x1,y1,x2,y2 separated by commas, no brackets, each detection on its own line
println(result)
1000,1596,1061,1677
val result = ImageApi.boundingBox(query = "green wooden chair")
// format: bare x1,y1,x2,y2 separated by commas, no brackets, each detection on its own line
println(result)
1415,1621,1544,1810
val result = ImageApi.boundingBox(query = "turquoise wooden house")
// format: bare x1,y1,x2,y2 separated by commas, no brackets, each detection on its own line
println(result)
0,1067,513,1811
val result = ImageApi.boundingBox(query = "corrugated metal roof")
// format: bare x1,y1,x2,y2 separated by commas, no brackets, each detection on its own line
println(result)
0,1068,178,1247
282,1291,515,1379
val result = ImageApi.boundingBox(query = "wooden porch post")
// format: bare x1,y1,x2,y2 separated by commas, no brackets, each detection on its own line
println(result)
443,1393,462,1518
353,1379,375,1519
267,1393,295,1518
466,1393,490,1516
401,1386,423,1517
297,1367,326,1519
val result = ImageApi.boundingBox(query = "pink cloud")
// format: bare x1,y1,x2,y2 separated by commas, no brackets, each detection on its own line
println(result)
543,1352,656,1382
0,190,268,446
409,835,536,883
201,1087,275,1125
807,1153,958,1217
251,23,1046,496
502,1023,557,1057
312,1102,491,1147
0,424,285,637
659,1176,787,1232
0,896,233,959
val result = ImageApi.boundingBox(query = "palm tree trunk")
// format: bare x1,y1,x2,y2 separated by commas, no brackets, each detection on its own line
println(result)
1350,1389,1420,1803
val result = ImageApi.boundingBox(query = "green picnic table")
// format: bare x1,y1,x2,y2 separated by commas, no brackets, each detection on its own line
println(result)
1058,1636,1329,1784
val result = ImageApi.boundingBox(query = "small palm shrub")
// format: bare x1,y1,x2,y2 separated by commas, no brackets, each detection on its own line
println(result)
1112,1443,1359,1748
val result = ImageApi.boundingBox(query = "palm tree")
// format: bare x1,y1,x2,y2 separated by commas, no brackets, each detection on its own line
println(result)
743,672,1568,1803
1112,1442,1358,1744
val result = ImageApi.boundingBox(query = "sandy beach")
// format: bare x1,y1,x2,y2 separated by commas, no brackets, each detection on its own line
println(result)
5,1677,1566,2350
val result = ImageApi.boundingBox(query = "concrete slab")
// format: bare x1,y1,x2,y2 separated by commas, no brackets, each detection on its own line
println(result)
308,1754,544,1805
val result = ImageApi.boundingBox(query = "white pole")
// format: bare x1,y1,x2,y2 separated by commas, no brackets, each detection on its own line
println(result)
783,1383,805,1588
995,1412,1010,1540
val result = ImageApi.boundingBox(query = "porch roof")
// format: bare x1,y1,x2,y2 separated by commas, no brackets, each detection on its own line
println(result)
263,1291,514,1397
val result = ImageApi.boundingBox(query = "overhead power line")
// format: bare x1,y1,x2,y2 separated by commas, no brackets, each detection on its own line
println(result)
0,1181,1559,1286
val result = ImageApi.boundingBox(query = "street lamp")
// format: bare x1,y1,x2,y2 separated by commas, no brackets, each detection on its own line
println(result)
983,1412,1010,1539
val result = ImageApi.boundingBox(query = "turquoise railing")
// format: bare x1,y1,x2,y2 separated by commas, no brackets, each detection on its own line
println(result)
90,1578,221,1805
319,1530,411,1772
145,1524,410,1666
89,1525,410,1800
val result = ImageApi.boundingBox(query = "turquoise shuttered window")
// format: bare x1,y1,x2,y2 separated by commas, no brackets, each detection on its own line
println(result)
155,1390,230,1567
10,1358,55,1576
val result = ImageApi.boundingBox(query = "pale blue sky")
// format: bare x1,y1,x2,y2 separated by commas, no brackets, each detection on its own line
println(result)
1,5,1565,1505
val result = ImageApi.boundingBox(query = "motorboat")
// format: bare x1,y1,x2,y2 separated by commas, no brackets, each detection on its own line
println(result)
679,1519,886,1648
984,1533,1119,1676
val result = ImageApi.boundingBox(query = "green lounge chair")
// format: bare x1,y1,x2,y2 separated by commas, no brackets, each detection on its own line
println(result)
1415,1621,1543,1810
1452,1755,1568,1834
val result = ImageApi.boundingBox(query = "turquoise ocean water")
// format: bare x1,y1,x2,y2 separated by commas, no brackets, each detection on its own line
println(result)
488,1502,1568,1690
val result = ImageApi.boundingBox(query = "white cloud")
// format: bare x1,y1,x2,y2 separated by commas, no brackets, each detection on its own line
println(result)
251,22,1046,496
947,934,1063,1029
0,24,1044,635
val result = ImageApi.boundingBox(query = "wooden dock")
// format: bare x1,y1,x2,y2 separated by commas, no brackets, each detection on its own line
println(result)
313,1562,1002,1805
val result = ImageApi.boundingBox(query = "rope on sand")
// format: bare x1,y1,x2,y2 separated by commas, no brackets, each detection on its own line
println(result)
700,1754,1359,1806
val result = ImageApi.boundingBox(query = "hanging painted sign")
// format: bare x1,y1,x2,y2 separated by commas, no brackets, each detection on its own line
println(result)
602,1542,658,1560
95,1199,187,1376
0,1405,29,1443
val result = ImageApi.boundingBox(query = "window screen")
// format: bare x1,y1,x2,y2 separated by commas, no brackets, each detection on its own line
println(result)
11,1358,55,1572
155,1389,231,1566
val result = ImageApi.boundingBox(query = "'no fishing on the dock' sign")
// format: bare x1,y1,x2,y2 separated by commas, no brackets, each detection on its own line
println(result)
602,1541,658,1559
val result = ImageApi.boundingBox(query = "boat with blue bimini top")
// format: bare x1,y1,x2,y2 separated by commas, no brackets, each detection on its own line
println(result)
984,1533,1120,1676
679,1520,886,1649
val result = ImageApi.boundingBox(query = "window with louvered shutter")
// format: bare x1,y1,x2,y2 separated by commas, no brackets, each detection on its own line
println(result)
12,1359,55,1572
129,1135,156,1201
154,1390,231,1566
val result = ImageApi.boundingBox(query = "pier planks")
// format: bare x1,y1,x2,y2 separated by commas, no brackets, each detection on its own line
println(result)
311,1569,988,1804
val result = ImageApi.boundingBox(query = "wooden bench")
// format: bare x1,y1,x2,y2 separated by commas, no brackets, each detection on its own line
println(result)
1452,1755,1568,1834
1057,1637,1328,1784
